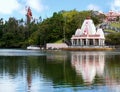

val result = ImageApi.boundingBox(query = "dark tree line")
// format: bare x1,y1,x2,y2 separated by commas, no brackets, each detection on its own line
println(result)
0,10,118,48
0,17,38,48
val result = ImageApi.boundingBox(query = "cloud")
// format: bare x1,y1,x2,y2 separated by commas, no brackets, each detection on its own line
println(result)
87,4,101,11
111,0,120,11
26,0,47,12
0,0,20,14
0,0,47,15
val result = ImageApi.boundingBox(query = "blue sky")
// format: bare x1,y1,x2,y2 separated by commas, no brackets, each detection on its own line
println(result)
0,0,120,21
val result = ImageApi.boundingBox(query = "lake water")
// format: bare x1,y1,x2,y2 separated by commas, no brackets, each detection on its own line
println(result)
0,49,120,92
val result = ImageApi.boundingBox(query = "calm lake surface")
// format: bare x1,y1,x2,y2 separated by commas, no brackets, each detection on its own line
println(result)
0,49,120,92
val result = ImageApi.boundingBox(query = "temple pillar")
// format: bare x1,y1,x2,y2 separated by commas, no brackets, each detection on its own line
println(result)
86,39,89,46
102,40,105,46
85,39,88,46
103,40,105,46
71,39,73,46
100,39,102,46
72,39,74,46
81,39,82,46
73,39,75,46
93,39,95,46
99,39,100,46
77,39,79,46
88,39,90,46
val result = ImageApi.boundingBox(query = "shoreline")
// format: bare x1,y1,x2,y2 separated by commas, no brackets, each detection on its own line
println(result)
61,46,115,51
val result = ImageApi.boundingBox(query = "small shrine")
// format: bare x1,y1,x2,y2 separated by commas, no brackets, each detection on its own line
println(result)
71,18,105,47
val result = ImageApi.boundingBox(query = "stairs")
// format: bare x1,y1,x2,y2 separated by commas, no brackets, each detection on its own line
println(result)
64,39,72,46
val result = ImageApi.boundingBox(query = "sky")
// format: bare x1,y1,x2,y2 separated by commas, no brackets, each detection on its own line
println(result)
0,0,120,21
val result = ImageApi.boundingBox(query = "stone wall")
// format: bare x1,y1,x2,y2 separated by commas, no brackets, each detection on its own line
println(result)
46,43,68,50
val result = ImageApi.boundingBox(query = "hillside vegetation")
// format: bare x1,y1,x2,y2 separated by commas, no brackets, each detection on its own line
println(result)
110,22,120,28
0,10,119,48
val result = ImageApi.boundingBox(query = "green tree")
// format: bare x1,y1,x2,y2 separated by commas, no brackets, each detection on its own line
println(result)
105,32,120,45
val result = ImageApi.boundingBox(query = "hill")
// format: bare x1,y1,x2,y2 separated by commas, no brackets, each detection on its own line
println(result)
0,10,120,48
100,22,120,34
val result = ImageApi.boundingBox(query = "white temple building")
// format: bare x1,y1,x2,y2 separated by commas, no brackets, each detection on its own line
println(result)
71,18,105,47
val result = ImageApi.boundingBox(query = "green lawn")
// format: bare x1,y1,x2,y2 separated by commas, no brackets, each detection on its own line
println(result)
110,22,120,28
54,39,63,43
104,29,117,33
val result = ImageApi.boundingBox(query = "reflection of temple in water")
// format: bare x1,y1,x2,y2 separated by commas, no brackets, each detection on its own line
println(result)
71,52,105,84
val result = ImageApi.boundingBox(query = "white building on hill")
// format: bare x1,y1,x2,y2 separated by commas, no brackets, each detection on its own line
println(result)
105,10,120,21
71,18,105,47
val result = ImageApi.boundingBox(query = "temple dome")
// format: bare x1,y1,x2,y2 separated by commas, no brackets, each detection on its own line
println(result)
96,28,105,38
75,29,82,36
81,19,96,35
74,19,97,36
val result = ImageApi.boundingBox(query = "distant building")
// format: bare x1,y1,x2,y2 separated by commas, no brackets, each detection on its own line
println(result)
105,10,120,22
91,10,120,22
71,18,105,47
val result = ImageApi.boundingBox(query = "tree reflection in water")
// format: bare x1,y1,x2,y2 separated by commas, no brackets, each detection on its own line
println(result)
71,51,120,92
0,50,120,92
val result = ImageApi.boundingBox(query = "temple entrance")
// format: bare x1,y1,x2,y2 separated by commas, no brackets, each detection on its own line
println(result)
95,39,99,45
74,39,77,45
89,39,93,45
83,39,86,46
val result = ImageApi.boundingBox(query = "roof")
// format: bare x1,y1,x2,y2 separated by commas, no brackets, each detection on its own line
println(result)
71,19,105,39
75,29,82,35
81,19,96,35
96,28,105,38
74,19,96,36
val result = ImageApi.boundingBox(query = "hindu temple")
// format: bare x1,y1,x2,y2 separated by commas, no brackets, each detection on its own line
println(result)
71,18,105,47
